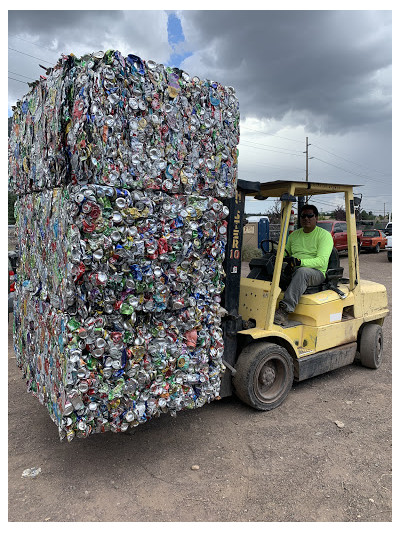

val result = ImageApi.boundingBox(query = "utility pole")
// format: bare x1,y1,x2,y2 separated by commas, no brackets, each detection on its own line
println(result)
305,137,310,184
298,137,313,226
303,137,314,202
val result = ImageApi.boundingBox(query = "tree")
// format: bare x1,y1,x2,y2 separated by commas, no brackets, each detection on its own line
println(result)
359,210,375,220
265,199,281,224
332,205,346,221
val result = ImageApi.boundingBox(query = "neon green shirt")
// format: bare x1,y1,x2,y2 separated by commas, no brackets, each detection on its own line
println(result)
286,226,333,275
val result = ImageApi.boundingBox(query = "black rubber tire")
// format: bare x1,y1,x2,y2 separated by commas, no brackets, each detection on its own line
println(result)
375,243,380,253
233,342,294,411
359,323,383,369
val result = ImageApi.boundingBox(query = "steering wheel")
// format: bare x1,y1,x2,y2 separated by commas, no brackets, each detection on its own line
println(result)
257,239,296,291
260,239,279,255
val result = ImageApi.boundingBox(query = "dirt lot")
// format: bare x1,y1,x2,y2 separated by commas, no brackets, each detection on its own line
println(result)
8,250,392,522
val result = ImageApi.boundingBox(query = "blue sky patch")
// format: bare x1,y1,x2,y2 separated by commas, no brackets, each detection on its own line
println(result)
167,12,192,68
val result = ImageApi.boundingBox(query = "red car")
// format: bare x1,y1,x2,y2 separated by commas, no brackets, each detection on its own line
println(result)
316,220,362,251
360,229,387,253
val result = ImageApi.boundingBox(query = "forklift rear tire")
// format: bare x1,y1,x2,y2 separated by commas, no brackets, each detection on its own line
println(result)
359,323,383,369
233,342,294,411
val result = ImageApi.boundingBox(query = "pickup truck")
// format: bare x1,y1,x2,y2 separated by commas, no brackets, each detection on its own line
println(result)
386,233,392,262
316,220,362,252
360,229,387,253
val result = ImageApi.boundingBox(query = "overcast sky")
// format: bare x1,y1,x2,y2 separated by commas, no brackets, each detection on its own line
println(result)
7,8,393,216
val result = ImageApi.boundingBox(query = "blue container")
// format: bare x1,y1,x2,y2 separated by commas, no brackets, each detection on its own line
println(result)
258,218,269,248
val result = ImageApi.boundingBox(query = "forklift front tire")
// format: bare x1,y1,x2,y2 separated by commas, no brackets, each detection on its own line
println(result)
359,323,383,369
233,342,294,411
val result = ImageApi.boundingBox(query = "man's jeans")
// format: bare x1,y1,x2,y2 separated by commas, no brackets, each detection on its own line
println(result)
281,267,325,313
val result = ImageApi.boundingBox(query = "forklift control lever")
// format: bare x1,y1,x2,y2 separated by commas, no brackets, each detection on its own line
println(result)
327,283,347,299
222,360,237,376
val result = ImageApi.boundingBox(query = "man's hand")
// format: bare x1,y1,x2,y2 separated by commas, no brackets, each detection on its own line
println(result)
285,256,301,269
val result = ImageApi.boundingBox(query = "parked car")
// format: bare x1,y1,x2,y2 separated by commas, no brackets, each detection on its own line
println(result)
8,250,18,314
316,220,362,251
386,233,392,262
360,229,387,253
385,222,392,236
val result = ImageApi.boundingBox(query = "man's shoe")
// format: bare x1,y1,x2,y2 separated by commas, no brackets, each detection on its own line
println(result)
274,306,289,326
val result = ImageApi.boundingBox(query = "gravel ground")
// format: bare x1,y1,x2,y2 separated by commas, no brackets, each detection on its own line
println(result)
8,250,392,522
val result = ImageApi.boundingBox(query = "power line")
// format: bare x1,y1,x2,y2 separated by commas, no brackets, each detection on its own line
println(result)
8,76,29,85
245,189,390,214
241,131,391,187
240,158,306,173
362,194,392,198
241,126,304,144
9,33,59,55
240,140,387,185
8,46,54,65
8,70,33,80
246,195,390,214
312,156,388,185
308,197,347,209
312,141,390,177
312,197,390,214
241,160,305,174
240,138,304,154
240,142,304,157
241,162,305,173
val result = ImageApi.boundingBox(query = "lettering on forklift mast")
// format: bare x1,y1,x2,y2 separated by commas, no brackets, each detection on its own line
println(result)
314,184,343,192
230,208,241,260
233,229,240,247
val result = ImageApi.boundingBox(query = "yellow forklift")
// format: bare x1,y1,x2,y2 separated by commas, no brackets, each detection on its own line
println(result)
220,180,389,410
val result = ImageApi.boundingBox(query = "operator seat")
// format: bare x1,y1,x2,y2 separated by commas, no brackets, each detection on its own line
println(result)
304,247,344,294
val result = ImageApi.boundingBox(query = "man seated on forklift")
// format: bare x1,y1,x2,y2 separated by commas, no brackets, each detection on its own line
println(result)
274,204,334,326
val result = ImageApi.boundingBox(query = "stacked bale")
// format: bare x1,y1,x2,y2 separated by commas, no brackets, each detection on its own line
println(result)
9,50,240,440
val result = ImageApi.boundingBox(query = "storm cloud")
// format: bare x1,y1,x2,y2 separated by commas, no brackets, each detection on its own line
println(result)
7,9,392,215
179,10,392,134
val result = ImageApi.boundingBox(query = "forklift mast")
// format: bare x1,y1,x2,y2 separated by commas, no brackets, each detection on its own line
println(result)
220,179,261,397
